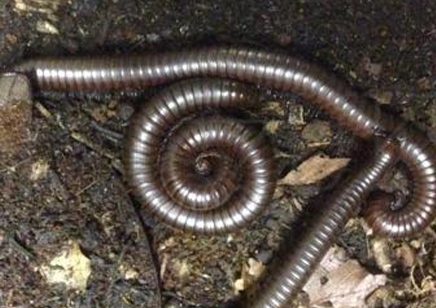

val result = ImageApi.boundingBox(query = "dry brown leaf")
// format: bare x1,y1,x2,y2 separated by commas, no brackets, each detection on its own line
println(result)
278,154,350,186
304,246,386,308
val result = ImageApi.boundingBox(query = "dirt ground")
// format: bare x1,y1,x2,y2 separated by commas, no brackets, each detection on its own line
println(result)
0,0,436,307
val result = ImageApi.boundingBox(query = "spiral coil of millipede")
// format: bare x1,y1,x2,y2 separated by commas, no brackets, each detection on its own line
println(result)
7,46,436,307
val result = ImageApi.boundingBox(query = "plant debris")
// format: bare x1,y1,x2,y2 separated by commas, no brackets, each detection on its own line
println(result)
278,154,350,186
304,246,387,308
39,241,91,292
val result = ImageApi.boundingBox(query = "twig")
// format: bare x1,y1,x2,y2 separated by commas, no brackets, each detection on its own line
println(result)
162,291,206,307
105,241,129,306
70,131,123,174
125,194,163,308
7,231,36,262
90,121,123,144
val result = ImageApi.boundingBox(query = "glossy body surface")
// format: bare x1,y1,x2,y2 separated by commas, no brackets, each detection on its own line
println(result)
11,46,436,307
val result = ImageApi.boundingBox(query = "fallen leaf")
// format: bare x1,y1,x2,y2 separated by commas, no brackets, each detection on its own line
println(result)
39,241,91,292
304,246,386,308
278,154,350,186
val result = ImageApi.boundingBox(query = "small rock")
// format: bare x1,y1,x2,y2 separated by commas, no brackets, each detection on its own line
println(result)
119,104,135,121
146,33,160,43
360,56,383,76
301,120,332,147
256,249,273,264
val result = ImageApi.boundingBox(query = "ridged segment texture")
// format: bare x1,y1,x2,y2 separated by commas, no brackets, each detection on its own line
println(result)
10,45,436,306
251,139,398,308
364,123,436,237
15,46,383,138
125,79,275,234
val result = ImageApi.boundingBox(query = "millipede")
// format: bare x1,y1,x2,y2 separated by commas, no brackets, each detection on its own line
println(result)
7,45,436,307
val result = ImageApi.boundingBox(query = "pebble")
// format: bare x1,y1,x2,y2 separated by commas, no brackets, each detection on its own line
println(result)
119,104,135,121
256,249,273,264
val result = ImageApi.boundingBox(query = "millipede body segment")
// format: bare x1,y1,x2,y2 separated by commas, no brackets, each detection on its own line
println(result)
10,45,436,307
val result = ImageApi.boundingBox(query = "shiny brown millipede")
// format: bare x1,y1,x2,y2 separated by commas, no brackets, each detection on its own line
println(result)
9,45,436,307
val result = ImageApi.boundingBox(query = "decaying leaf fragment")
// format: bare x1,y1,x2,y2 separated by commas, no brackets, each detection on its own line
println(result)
304,246,386,308
278,154,350,186
233,258,266,293
39,241,91,292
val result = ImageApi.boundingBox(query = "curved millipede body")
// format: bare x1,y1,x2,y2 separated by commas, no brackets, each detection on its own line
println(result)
125,79,275,233
252,136,399,308
10,45,436,307
363,123,436,237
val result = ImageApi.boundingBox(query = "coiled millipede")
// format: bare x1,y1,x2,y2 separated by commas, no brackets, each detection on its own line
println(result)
9,46,436,307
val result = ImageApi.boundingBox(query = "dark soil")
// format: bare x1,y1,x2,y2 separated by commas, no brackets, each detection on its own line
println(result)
1,0,436,307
